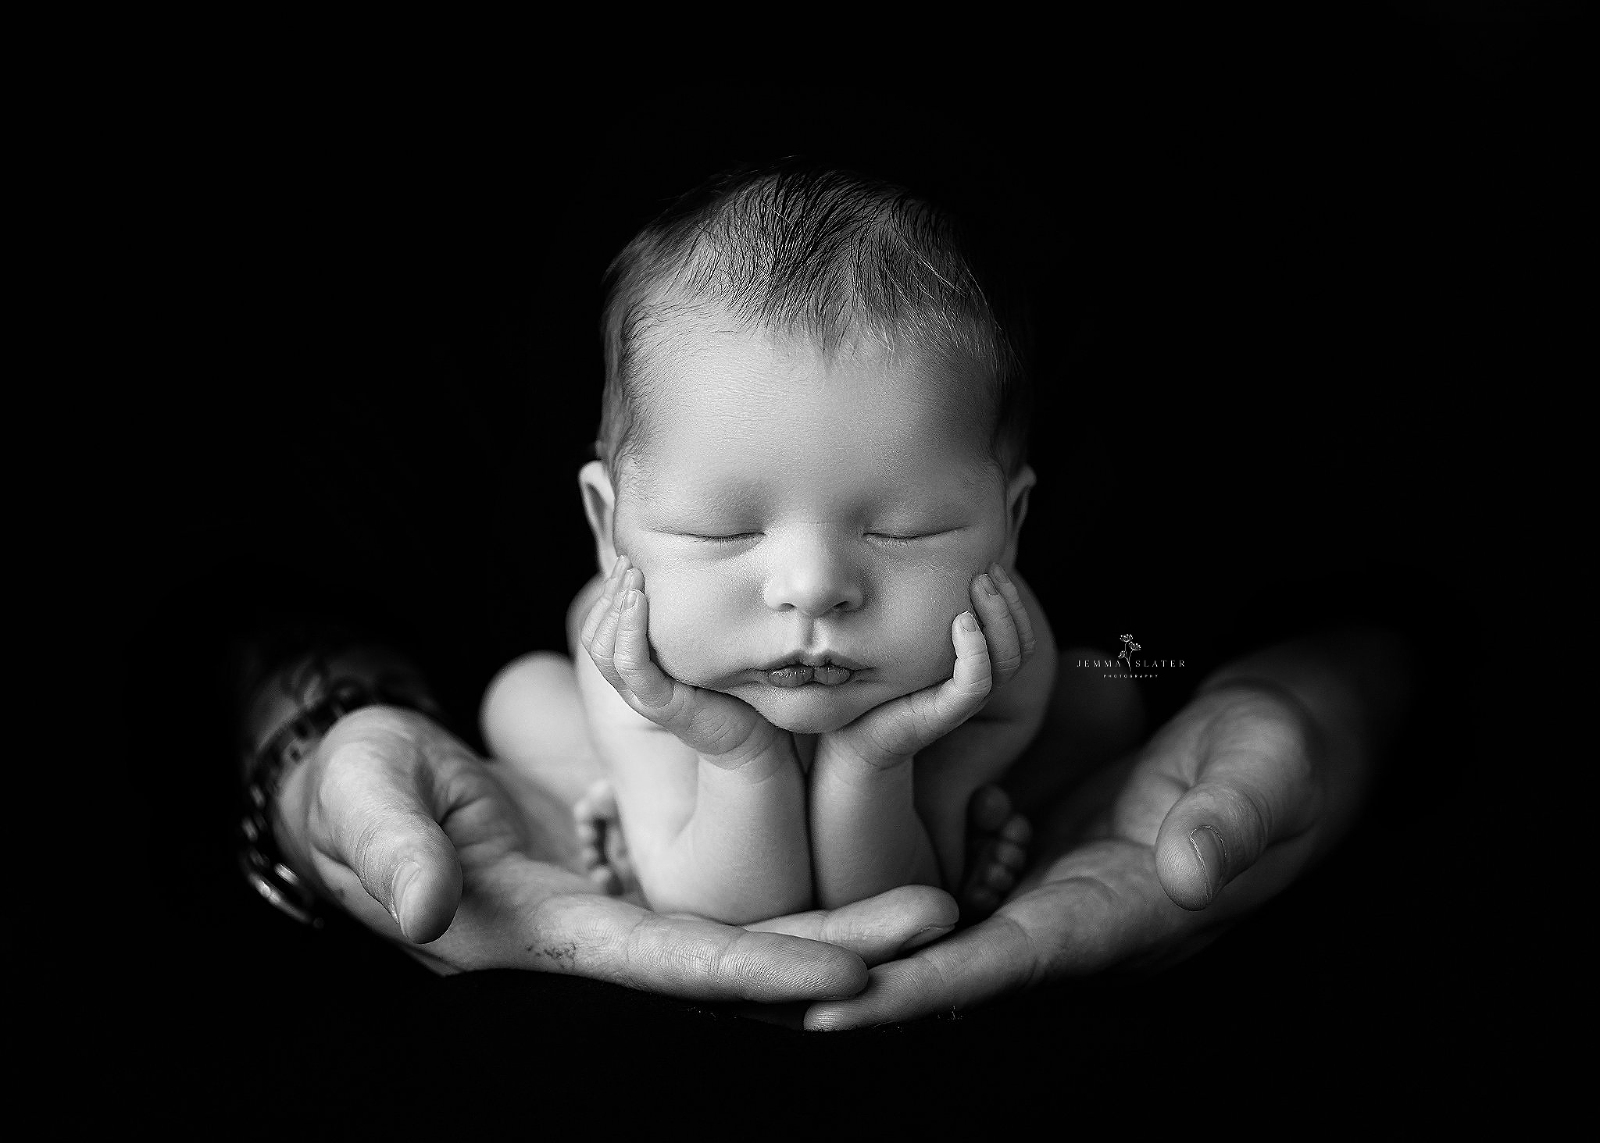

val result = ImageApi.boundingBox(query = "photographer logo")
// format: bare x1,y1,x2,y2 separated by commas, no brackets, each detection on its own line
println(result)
1074,633,1185,679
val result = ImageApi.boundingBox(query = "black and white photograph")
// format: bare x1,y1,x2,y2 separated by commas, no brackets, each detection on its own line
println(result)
132,15,1571,1133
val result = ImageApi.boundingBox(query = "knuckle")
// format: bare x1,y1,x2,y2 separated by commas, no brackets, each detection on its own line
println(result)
959,673,994,701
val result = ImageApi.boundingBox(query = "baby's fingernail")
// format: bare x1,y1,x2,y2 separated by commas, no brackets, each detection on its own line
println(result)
391,860,422,941
978,573,999,597
959,611,979,632
621,589,639,610
1188,826,1228,903
990,564,1013,587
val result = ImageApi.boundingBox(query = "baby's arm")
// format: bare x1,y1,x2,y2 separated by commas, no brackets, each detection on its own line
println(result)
808,565,1048,908
572,558,811,924
913,568,1056,888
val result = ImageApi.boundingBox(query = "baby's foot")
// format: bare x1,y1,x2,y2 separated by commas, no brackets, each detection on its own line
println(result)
960,784,1031,921
573,780,635,897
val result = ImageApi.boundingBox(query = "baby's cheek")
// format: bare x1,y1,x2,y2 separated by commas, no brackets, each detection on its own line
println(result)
882,570,975,690
638,568,735,684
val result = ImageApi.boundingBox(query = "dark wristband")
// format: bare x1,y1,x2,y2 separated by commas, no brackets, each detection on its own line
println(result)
238,675,441,926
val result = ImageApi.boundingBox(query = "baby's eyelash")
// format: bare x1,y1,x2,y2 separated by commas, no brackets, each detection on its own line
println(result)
687,532,759,543
867,530,948,544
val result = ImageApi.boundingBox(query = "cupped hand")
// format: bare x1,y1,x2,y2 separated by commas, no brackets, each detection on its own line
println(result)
582,555,789,770
270,703,953,998
824,563,1037,766
804,680,1340,1028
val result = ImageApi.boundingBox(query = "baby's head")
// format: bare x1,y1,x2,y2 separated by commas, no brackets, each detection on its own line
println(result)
580,163,1036,733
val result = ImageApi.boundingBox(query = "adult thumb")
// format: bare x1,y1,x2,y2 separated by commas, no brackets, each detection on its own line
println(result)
314,730,465,943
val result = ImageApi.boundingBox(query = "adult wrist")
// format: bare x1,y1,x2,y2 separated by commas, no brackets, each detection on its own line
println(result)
237,643,445,925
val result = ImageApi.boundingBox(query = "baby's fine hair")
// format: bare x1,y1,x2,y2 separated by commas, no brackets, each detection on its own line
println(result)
597,161,1032,477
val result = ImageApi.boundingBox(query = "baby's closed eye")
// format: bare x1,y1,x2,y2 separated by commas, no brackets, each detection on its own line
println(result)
865,527,964,544
684,531,761,543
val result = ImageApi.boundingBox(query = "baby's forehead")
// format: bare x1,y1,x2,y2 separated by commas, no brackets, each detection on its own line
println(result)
641,307,994,416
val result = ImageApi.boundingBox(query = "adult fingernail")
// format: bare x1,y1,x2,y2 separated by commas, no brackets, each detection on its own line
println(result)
903,923,955,952
391,860,422,941
1188,826,1228,904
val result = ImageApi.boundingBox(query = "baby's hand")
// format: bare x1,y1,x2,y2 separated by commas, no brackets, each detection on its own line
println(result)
582,555,789,770
828,564,1036,766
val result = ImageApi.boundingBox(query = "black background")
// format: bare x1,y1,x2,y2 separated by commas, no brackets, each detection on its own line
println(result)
132,20,1571,1132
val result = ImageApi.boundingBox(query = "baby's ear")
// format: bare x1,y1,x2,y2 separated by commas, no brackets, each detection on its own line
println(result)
1002,465,1036,565
578,460,618,570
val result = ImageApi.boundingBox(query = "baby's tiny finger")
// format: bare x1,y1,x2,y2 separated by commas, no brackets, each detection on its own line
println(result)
971,573,1024,687
585,592,628,684
944,611,995,711
580,589,616,648
580,556,629,646
613,590,674,710
989,564,1036,657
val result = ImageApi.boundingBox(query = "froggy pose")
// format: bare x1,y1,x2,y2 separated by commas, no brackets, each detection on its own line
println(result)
249,161,1409,1027
483,165,1056,925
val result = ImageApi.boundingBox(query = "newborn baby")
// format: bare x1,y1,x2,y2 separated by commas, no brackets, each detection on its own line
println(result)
485,164,1058,925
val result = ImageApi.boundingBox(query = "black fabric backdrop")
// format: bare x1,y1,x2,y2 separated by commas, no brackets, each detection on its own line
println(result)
131,25,1565,1132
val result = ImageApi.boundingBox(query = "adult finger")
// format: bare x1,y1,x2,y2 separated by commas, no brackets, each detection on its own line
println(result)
805,841,1190,1029
746,885,959,966
499,888,871,1002
308,727,465,944
1153,694,1324,909
803,907,1037,1029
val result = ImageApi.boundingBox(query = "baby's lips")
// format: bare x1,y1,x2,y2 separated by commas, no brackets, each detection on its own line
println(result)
765,665,815,688
761,664,854,688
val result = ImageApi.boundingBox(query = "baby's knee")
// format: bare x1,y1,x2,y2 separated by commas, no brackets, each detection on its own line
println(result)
480,651,578,755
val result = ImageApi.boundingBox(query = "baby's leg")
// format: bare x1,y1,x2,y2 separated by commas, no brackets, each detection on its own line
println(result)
480,652,630,891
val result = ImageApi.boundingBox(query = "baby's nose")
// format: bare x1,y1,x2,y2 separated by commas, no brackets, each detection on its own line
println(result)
763,541,864,618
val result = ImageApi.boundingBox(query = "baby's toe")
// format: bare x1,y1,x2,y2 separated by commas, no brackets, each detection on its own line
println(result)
964,884,1000,917
985,861,1016,893
967,785,1013,834
993,839,1027,872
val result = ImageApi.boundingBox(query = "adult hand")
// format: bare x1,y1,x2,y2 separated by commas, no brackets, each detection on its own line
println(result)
804,672,1370,1029
269,704,955,999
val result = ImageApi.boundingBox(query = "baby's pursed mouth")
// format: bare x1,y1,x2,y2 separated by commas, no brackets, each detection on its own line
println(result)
762,663,855,688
